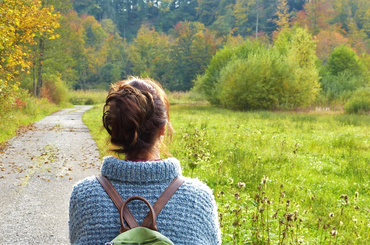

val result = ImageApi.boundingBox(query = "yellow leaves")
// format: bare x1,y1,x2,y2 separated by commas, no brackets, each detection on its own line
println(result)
0,0,60,84
233,0,251,26
274,0,290,32
49,34,60,40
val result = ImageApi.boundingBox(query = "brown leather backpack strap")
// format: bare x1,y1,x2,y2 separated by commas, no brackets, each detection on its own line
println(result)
141,176,185,228
96,175,139,229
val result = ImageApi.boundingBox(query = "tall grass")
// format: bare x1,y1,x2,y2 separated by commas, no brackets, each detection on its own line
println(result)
83,104,370,244
69,90,108,105
82,104,109,157
166,90,209,105
0,89,68,144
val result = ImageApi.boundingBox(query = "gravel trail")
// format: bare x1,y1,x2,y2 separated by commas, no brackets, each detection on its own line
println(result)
0,105,102,244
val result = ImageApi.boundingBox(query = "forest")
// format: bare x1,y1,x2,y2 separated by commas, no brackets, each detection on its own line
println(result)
2,0,370,113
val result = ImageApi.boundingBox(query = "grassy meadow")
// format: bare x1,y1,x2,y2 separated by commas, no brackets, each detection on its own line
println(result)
83,101,370,244
0,91,69,145
69,90,108,105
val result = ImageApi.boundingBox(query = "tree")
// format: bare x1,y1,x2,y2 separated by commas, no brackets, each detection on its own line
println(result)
211,7,235,43
233,0,253,36
0,0,60,82
274,0,290,33
354,0,370,37
194,40,263,105
283,27,320,107
320,45,367,99
128,25,170,83
196,0,218,26
326,45,364,77
167,21,216,90
315,30,348,62
41,12,82,87
0,0,60,111
217,48,285,110
32,0,72,97
332,0,352,28
346,18,368,55
194,45,233,104
59,11,89,89
304,0,336,34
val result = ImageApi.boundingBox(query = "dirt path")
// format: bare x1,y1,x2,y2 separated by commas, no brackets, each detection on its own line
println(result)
0,105,102,244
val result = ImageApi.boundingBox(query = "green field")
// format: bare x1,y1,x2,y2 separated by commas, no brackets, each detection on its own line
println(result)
83,104,370,244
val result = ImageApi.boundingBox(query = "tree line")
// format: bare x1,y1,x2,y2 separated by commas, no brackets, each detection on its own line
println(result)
1,0,370,112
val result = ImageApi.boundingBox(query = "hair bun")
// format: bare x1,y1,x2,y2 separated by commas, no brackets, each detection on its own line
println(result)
141,91,154,122
103,78,172,157
118,85,154,124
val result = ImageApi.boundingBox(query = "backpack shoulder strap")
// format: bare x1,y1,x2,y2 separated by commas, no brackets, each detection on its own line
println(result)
97,175,185,230
96,175,139,229
141,176,185,228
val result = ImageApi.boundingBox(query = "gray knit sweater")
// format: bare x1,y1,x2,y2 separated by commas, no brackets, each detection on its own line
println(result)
69,157,221,244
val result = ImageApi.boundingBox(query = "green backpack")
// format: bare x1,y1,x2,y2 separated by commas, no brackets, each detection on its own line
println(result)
97,176,184,245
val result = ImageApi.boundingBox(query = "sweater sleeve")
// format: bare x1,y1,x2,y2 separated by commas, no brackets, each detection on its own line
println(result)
182,179,221,245
197,184,222,244
69,179,98,245
69,181,83,244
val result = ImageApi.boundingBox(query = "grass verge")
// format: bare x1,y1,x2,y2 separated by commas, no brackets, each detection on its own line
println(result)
0,94,71,144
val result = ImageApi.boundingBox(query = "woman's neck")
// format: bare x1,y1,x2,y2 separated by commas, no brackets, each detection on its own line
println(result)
124,148,160,161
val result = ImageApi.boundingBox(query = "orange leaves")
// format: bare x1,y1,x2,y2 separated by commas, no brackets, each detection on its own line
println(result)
315,30,348,61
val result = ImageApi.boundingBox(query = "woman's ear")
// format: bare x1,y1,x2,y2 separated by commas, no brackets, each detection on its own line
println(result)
159,125,166,136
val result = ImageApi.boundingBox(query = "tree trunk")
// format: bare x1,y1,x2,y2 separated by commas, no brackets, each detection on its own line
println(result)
36,37,44,97
32,45,36,96
256,12,259,39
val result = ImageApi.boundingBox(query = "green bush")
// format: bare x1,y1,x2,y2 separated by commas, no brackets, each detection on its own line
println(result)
194,40,262,105
282,27,320,108
319,45,368,102
321,72,364,94
0,80,17,118
41,74,69,105
344,88,370,114
218,50,286,110
195,28,320,110
326,45,365,77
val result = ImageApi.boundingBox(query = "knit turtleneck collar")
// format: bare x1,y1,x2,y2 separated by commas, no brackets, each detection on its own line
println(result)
101,156,182,183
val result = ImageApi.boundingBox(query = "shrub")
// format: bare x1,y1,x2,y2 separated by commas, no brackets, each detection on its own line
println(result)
319,45,368,102
195,28,320,110
326,45,365,77
218,51,286,110
320,72,365,100
344,88,370,114
41,75,69,105
283,28,320,108
194,40,263,105
0,79,18,118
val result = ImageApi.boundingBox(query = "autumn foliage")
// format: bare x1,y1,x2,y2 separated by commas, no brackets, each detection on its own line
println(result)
0,0,60,116
0,0,60,81
2,0,370,113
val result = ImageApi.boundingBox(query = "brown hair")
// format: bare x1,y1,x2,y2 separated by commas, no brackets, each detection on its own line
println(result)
102,77,172,157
